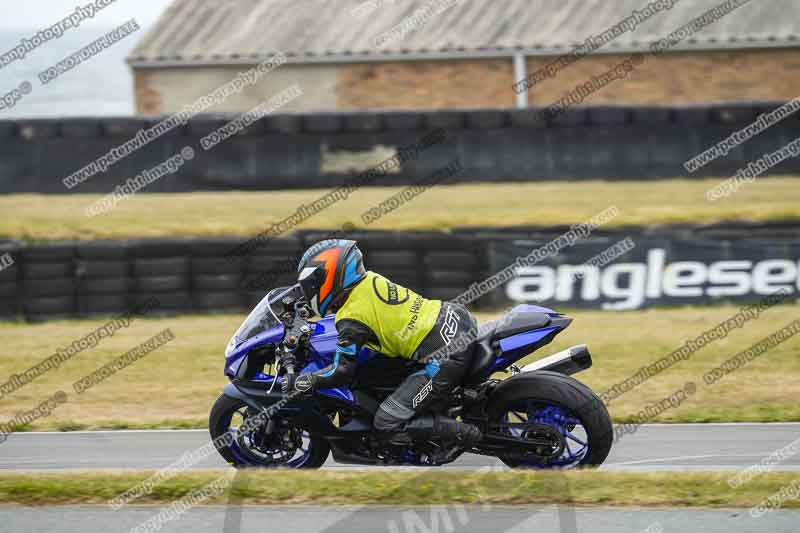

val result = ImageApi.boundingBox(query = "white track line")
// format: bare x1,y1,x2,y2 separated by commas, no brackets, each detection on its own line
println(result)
604,453,781,467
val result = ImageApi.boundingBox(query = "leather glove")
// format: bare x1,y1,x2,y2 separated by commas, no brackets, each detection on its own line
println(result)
292,374,314,396
281,372,296,395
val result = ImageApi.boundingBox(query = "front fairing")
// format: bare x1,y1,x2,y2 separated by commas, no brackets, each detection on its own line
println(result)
225,312,377,403
224,285,297,378
224,323,285,378
226,288,295,356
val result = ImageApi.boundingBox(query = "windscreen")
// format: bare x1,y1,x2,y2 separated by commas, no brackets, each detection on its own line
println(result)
225,285,298,355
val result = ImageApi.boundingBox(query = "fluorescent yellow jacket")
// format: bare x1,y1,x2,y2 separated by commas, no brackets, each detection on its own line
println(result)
335,271,442,358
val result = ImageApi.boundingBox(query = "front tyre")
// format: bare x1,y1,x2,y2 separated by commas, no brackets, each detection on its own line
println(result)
487,371,613,469
209,393,330,469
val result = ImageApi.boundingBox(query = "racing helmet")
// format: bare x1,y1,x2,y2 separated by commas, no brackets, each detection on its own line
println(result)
296,239,366,316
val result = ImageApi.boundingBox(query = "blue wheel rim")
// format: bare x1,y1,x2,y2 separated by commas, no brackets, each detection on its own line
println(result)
501,400,589,468
226,407,313,468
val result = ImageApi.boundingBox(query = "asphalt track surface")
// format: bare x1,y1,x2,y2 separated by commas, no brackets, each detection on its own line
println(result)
1,423,799,471
2,424,799,532
2,506,798,533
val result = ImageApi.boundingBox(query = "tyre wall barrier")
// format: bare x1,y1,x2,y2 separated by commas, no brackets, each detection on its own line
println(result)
1,221,797,321
0,232,489,321
1,102,798,194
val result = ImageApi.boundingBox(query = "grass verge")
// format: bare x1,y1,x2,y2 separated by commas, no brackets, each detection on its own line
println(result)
0,177,798,241
1,302,798,430
0,470,798,508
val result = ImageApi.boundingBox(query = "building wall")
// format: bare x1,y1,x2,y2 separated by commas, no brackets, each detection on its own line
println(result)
134,48,799,114
133,64,339,114
335,58,516,109
525,48,800,106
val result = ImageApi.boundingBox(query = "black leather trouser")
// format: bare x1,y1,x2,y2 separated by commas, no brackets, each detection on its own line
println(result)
373,303,477,434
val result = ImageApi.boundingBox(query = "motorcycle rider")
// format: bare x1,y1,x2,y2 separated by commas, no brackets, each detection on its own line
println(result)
288,239,482,446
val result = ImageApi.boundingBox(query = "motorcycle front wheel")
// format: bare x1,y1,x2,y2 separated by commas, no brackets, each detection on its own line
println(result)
209,393,330,469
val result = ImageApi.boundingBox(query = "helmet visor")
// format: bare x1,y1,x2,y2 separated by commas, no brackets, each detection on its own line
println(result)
298,265,328,315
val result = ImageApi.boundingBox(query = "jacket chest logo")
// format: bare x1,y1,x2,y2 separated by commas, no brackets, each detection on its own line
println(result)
372,277,410,305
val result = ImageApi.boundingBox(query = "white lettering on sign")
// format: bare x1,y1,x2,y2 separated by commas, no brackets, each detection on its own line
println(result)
505,248,800,310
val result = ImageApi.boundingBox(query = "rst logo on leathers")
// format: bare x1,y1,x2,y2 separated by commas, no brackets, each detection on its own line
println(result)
439,306,458,345
413,379,432,408
372,276,410,305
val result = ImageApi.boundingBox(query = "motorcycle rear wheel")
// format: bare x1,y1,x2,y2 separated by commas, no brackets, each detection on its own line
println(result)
486,371,613,469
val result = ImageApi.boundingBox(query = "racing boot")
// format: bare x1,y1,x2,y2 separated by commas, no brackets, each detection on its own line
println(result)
405,414,482,445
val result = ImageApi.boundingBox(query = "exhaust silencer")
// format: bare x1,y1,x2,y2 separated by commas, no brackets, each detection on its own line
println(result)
520,344,592,376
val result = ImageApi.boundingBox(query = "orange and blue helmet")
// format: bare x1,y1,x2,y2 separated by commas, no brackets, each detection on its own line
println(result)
297,240,366,316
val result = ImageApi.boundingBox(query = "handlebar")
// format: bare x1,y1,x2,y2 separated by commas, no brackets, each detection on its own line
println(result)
276,302,312,388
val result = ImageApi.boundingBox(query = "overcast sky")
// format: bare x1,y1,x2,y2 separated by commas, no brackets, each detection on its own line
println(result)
0,0,176,117
2,0,174,29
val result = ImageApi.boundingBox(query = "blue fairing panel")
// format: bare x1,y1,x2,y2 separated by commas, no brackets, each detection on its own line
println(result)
490,326,563,373
225,324,285,377
308,315,379,366
498,326,561,353
309,315,339,355
318,387,356,402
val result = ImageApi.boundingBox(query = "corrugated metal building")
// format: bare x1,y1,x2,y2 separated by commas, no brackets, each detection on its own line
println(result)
128,0,800,114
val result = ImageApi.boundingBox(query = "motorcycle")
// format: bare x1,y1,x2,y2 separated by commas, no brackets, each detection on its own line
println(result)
210,284,613,469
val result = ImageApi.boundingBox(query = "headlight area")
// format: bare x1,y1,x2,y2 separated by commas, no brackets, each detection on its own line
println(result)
231,343,278,380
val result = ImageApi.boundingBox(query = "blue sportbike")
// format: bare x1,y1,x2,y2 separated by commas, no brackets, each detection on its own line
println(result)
210,285,613,469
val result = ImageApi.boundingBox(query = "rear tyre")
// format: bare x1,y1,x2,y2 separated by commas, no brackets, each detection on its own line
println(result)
487,371,613,468
209,393,329,469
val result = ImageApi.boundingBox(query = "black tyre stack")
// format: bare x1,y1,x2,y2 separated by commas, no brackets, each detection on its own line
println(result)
0,241,22,318
241,237,303,308
190,239,244,312
131,240,191,313
2,232,492,322
76,241,132,316
421,234,486,304
367,249,423,292
21,242,76,321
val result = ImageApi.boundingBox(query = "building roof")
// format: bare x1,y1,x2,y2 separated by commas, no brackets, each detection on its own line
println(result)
128,0,800,67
